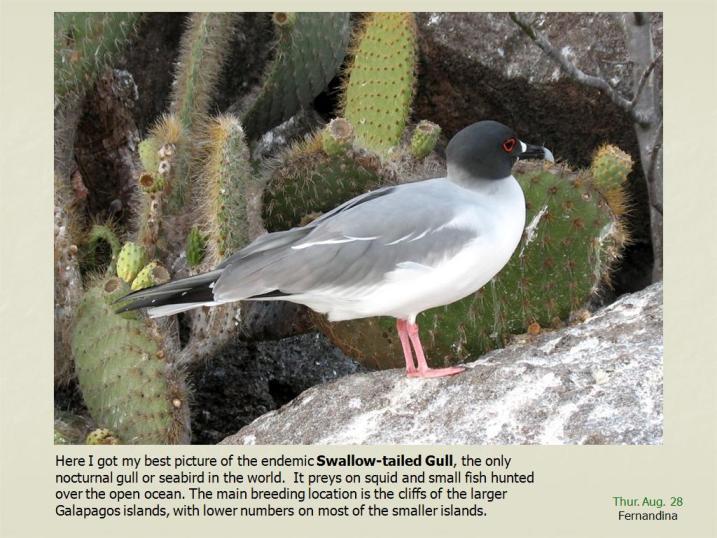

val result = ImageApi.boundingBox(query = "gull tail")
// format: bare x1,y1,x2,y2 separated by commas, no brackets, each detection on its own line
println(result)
115,270,225,318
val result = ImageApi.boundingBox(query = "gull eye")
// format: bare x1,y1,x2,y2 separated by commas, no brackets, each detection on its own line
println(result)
502,137,517,153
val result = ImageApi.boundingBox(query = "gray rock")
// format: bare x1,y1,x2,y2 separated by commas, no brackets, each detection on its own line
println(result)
222,283,663,445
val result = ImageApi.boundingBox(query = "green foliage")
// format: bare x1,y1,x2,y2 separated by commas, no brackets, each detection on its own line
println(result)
71,276,190,444
342,13,418,155
54,13,141,104
241,12,351,140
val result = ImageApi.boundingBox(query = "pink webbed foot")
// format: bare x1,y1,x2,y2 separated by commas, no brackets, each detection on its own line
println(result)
407,366,465,378
397,319,466,379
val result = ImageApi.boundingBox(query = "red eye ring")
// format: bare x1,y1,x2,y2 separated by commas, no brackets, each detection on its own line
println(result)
502,137,517,153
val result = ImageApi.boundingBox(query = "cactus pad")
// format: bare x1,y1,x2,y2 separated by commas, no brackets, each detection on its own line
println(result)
262,131,391,232
131,261,170,291
342,13,418,154
71,276,190,444
116,242,147,283
241,12,351,140
410,120,441,160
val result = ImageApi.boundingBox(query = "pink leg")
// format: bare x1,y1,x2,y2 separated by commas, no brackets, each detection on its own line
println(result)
396,319,417,374
406,321,465,378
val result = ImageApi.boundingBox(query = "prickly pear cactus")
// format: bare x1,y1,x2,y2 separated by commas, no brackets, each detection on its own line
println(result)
116,242,147,283
342,12,418,155
410,120,441,160
131,261,170,291
262,124,391,232
591,144,633,217
241,12,351,140
200,115,254,262
54,13,141,104
186,226,206,268
315,157,630,369
135,114,184,254
86,428,121,445
71,276,190,444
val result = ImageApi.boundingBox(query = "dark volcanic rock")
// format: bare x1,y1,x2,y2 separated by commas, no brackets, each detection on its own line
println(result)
414,12,662,296
189,332,365,444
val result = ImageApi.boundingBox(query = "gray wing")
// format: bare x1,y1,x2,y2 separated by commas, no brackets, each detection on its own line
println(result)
213,179,482,301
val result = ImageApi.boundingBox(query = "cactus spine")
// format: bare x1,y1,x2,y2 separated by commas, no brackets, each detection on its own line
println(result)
262,121,391,232
342,13,418,155
169,13,236,207
71,276,190,444
54,13,141,105
84,223,122,275
410,120,441,159
200,115,254,263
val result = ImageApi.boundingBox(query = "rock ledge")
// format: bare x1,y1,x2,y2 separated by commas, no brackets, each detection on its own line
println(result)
222,283,663,445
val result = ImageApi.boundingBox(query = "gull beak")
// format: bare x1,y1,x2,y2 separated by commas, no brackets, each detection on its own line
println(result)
518,140,555,162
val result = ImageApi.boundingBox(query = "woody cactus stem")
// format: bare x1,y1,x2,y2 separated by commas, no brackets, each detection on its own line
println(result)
54,174,84,386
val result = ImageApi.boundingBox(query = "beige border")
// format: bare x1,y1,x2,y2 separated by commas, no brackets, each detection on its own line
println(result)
1,2,716,537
